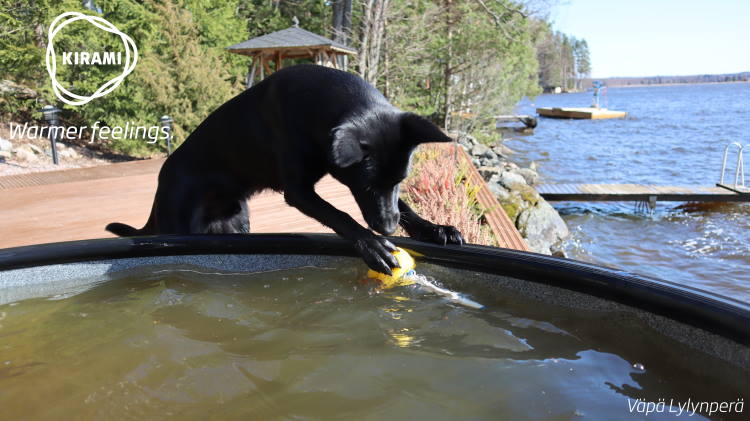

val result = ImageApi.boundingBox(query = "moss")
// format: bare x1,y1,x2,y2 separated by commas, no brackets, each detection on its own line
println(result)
498,193,525,224
501,202,520,223
516,184,541,206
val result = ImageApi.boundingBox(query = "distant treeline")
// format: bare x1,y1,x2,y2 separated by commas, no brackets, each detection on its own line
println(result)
587,72,750,87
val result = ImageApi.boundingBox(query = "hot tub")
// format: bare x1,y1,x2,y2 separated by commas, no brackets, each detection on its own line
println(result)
0,234,747,420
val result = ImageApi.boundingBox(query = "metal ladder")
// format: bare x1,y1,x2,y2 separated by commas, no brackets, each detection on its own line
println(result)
719,142,745,189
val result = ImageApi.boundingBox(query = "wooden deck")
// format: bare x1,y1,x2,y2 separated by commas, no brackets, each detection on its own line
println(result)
536,107,627,119
0,159,366,249
538,183,750,202
0,155,527,251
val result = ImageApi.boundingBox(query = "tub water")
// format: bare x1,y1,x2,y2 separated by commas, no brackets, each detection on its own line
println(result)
0,256,746,420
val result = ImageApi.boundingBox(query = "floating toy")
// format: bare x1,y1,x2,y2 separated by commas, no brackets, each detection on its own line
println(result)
366,247,483,309
366,247,416,289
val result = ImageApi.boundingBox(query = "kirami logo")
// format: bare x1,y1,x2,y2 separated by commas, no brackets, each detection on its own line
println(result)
62,51,122,66
46,11,138,106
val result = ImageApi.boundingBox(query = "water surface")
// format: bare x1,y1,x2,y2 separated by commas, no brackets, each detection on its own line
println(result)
0,264,745,420
513,82,750,301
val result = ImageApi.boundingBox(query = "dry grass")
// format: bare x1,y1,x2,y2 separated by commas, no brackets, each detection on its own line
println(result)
400,144,495,246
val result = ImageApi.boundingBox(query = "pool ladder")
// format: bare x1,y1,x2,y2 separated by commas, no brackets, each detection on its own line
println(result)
719,142,746,189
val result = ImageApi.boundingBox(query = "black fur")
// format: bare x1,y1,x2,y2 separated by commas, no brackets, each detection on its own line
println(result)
106,64,463,274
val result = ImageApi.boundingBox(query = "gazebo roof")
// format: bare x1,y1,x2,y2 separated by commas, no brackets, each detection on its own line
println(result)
227,26,357,56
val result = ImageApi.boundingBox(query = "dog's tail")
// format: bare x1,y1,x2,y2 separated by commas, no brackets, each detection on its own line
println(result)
105,222,142,236
106,206,156,237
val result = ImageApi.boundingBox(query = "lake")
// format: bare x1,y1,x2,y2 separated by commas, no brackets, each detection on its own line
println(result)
512,82,750,302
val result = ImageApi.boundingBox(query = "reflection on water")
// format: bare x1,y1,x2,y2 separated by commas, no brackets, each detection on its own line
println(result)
0,265,746,420
514,83,750,301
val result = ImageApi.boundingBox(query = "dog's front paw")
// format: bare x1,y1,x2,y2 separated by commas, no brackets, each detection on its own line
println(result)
411,224,464,246
353,233,400,275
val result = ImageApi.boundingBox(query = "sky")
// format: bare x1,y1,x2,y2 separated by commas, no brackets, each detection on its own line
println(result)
550,0,750,78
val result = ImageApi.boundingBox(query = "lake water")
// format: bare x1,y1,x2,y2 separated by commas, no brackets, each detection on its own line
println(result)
512,82,750,303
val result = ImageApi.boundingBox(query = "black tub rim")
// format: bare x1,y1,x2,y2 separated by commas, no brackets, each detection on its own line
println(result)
0,233,748,346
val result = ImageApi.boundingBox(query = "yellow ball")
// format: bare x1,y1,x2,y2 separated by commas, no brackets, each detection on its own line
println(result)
366,247,416,289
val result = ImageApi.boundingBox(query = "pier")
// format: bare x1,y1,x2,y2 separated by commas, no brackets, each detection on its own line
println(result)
537,183,750,203
536,107,627,119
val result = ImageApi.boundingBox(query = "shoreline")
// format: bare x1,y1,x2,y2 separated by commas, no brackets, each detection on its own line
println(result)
597,80,750,89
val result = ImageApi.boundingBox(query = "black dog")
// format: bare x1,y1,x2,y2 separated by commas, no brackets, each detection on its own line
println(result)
106,64,463,274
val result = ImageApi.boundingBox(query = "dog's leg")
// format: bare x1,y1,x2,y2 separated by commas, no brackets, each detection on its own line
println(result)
284,185,400,274
204,199,250,234
398,199,464,245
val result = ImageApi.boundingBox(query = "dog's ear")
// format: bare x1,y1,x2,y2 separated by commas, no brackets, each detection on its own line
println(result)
400,112,453,144
330,127,364,168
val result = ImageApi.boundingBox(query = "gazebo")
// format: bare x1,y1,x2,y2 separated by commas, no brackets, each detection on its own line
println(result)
227,19,357,88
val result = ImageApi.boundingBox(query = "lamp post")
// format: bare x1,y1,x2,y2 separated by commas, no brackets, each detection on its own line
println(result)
159,115,173,156
41,105,61,165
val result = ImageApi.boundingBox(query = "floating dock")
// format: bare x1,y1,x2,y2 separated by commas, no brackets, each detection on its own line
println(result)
537,183,750,202
536,107,627,119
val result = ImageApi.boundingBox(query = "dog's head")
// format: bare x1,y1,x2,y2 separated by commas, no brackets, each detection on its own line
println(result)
329,111,452,235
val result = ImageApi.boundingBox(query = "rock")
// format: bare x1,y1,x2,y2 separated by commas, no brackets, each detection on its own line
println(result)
488,180,510,201
480,157,499,167
59,148,79,159
0,80,38,98
457,136,475,149
516,200,570,255
14,145,37,162
516,168,539,186
0,137,11,151
471,143,490,157
477,166,502,179
27,144,44,155
529,161,538,171
493,144,516,156
499,171,527,188
471,157,480,167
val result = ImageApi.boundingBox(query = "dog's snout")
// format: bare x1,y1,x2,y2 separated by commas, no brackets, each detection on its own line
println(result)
378,212,400,235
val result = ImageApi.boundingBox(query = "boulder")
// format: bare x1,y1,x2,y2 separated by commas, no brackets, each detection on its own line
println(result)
488,179,510,201
480,157,499,167
0,80,38,98
499,171,527,188
516,200,570,255
477,166,502,180
471,143,490,157
59,148,79,159
0,137,11,151
14,145,37,162
27,144,44,155
516,168,539,186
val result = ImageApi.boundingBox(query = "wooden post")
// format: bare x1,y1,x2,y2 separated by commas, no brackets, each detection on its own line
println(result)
263,55,272,75
259,56,265,80
276,51,282,71
246,55,257,89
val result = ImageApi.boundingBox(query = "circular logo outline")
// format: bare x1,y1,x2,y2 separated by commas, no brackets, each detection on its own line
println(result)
46,12,138,106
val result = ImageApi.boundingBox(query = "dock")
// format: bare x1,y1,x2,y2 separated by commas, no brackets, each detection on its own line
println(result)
537,183,750,202
536,107,627,119
495,114,537,129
